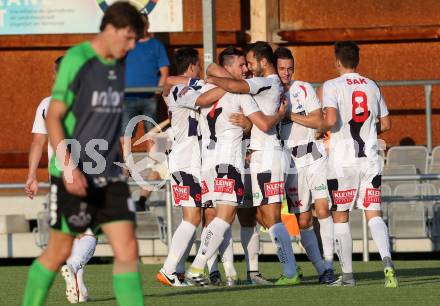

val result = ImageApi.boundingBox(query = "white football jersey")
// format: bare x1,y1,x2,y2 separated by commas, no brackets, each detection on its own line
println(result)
322,72,389,166
280,80,326,168
245,74,283,150
167,83,203,173
32,96,53,164
199,87,260,166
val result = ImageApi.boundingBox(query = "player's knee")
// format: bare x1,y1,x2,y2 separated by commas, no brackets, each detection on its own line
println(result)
113,238,138,262
298,215,313,229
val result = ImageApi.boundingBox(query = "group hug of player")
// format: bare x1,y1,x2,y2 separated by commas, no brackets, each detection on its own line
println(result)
156,40,398,288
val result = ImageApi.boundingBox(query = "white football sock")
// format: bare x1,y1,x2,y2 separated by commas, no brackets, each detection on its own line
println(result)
333,222,353,274
176,232,195,274
163,221,196,275
76,268,88,298
240,226,260,272
206,226,220,274
300,227,326,276
219,227,237,277
368,216,391,260
191,217,230,271
67,235,97,273
318,216,335,270
268,222,297,278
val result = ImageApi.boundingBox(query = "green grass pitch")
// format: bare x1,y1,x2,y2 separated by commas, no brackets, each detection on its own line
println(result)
2,260,439,305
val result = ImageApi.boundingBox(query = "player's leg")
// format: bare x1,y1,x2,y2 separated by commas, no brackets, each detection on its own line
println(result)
158,171,201,286
204,206,223,285
158,206,200,286
237,207,270,284
297,211,327,277
102,221,143,306
186,203,236,286
23,230,74,306
252,150,299,285
63,232,97,302
359,166,397,288
307,159,336,283
99,181,143,306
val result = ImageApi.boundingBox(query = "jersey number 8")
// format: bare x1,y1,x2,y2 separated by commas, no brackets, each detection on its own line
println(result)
352,91,369,123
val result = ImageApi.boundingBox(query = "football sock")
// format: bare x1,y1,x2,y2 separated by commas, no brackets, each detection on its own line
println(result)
240,226,260,272
163,221,196,275
76,268,88,298
22,259,56,306
300,226,326,275
191,218,230,271
268,222,297,278
67,235,97,273
219,227,237,277
113,272,144,306
368,216,392,262
334,222,353,274
318,216,335,270
176,233,195,274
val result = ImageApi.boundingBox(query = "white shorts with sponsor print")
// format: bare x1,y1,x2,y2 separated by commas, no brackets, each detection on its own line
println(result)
170,170,203,207
212,163,245,205
249,149,285,206
327,159,382,212
285,156,330,214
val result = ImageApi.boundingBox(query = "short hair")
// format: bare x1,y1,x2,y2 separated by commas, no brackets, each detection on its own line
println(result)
274,47,294,61
248,41,275,65
99,2,144,38
334,41,359,69
219,46,244,66
54,56,63,72
174,47,199,75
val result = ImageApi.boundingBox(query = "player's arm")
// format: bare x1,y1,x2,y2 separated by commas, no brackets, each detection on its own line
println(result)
320,107,337,131
46,100,88,196
195,87,226,107
25,133,47,199
162,76,191,97
157,66,169,94
206,63,232,78
377,115,391,134
206,76,250,94
290,108,323,129
229,113,253,135
247,99,287,132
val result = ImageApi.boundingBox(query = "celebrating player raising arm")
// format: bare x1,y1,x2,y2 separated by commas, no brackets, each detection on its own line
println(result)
322,41,396,287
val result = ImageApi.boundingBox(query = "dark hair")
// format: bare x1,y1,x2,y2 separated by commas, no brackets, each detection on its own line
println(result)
99,2,144,38
219,46,244,66
54,56,63,67
274,47,294,61
334,41,359,69
248,41,275,65
174,48,199,75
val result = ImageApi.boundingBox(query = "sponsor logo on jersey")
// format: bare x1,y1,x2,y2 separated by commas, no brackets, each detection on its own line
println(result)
346,78,367,85
201,180,209,195
332,189,357,205
363,188,381,208
264,181,285,197
108,69,117,80
68,202,92,228
314,184,327,191
214,178,235,194
172,185,189,204
91,87,124,109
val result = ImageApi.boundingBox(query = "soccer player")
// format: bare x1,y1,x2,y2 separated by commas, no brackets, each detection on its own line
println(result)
25,56,98,303
156,47,226,287
197,46,286,286
204,42,300,285
321,41,397,287
275,47,336,284
22,3,145,306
